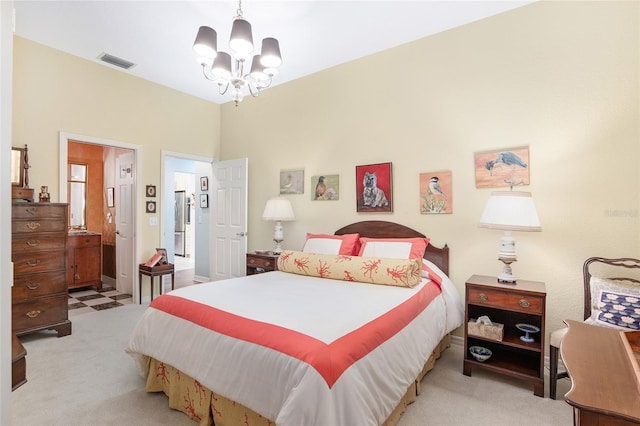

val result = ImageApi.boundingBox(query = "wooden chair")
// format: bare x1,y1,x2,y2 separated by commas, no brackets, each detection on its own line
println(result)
549,257,640,399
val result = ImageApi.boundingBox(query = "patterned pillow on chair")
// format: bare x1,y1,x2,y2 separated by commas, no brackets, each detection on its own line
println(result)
587,276,640,330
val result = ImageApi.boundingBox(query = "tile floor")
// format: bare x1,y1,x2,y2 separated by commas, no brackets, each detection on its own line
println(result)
68,286,133,318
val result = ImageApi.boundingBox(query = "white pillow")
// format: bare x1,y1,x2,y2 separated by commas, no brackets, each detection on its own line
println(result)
302,238,343,255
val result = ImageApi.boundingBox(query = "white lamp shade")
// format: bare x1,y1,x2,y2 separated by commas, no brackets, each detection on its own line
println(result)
193,26,217,59
212,52,232,79
229,18,254,55
479,191,541,232
249,55,269,81
260,37,282,68
262,197,295,221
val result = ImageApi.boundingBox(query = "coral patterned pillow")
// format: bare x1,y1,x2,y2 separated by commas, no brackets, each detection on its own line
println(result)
277,250,422,288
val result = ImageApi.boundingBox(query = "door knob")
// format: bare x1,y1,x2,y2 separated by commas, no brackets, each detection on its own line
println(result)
236,232,247,237
116,230,121,235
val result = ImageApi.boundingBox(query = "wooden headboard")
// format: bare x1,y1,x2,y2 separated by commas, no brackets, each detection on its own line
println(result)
334,220,450,277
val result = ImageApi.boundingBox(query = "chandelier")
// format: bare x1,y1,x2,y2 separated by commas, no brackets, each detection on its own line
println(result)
193,0,282,106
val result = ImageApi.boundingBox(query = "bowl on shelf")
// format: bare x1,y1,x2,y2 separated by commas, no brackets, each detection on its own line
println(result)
469,346,492,362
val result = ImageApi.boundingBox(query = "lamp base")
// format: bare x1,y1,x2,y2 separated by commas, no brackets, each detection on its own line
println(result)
497,257,517,283
272,239,284,255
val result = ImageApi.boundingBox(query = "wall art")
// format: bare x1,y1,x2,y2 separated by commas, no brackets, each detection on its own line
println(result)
311,174,339,201
200,176,209,191
474,146,529,189
355,162,392,213
420,171,452,214
280,169,304,194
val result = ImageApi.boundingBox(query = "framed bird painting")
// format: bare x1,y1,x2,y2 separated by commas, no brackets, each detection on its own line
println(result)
311,174,339,201
474,146,530,189
420,171,452,214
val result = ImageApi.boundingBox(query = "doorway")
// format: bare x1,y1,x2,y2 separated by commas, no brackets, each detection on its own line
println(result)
59,132,141,300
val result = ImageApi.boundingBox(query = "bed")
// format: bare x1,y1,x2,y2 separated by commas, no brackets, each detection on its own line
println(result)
126,221,464,426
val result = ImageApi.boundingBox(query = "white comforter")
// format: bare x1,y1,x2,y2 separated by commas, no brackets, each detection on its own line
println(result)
126,268,463,426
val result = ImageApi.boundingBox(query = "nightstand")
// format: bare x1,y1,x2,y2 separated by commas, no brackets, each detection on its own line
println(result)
463,274,546,397
246,252,279,275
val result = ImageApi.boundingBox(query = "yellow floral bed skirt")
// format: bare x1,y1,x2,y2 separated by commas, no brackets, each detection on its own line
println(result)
145,334,451,426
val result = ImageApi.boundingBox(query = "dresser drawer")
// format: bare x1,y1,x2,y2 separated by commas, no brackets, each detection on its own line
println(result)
68,234,101,249
12,204,67,220
12,235,66,253
12,271,67,300
467,287,544,315
12,219,67,235
12,250,66,275
12,294,68,333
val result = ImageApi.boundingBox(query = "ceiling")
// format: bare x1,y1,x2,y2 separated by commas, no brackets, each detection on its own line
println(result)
13,1,533,105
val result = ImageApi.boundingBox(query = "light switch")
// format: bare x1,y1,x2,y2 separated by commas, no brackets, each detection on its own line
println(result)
149,217,158,226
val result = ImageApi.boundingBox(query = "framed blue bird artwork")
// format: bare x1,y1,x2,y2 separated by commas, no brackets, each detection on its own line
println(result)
474,146,530,189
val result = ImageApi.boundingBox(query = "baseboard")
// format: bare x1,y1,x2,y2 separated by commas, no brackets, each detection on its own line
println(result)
193,274,209,283
450,334,463,346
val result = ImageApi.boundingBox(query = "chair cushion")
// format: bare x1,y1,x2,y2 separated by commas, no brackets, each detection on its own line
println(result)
550,327,568,348
587,276,640,330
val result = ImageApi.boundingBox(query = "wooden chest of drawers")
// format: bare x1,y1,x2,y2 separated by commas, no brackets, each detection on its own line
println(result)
12,203,71,337
67,233,102,290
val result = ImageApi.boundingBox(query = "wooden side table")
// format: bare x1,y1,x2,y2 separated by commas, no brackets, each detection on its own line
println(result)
246,252,279,275
463,274,546,397
138,263,175,303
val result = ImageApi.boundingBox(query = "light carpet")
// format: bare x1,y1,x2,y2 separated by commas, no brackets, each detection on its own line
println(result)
12,303,573,425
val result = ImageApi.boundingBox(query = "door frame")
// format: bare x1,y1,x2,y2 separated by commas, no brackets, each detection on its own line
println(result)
58,131,142,301
161,150,213,281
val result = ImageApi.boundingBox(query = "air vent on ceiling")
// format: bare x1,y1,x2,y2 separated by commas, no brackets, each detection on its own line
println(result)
97,53,136,70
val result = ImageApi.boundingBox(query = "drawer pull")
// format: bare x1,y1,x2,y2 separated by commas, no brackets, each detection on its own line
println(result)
26,239,40,247
26,259,41,267
26,222,41,230
26,310,41,319
25,207,38,215
519,299,531,308
26,282,40,290
477,293,488,301
249,258,255,264
264,261,271,267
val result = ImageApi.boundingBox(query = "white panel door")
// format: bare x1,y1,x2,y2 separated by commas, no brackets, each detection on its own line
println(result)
211,158,247,280
115,152,135,294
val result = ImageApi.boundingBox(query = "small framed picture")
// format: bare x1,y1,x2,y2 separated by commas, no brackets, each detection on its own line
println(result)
200,193,209,208
146,200,156,213
280,169,304,194
106,187,115,208
146,185,156,197
155,248,168,264
200,176,209,191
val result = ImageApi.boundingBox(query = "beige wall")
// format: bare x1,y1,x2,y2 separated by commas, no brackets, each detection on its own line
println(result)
12,36,221,260
221,1,640,338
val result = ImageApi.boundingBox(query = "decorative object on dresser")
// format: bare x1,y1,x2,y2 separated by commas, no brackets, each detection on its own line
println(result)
549,256,640,400
478,191,541,283
67,232,102,290
12,202,71,337
463,274,546,397
262,197,295,254
38,186,50,203
246,252,279,275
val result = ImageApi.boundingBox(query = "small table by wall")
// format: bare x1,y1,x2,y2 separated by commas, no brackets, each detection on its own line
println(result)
138,263,175,303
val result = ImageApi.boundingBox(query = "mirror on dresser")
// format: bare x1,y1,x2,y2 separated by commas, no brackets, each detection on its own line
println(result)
68,163,87,230
11,145,34,202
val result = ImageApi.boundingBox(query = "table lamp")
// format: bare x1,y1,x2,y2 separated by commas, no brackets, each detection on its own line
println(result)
262,197,295,254
479,191,541,282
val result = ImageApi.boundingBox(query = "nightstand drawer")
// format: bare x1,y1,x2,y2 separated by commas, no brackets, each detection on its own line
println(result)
247,256,276,270
467,287,543,315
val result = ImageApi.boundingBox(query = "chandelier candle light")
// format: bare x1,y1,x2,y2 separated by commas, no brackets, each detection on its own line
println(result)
479,191,541,283
193,0,282,106
262,197,295,254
